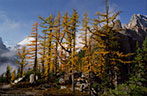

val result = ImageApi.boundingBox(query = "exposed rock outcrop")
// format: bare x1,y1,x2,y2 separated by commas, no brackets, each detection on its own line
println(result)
124,14,147,32
0,37,9,54
120,14,147,52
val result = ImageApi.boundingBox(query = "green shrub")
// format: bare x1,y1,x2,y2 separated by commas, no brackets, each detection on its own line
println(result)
0,73,6,83
23,71,41,82
103,83,147,96
24,70,33,81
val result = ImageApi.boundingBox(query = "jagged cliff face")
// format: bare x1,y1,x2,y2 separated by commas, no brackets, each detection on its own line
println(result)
0,37,9,54
113,14,147,82
89,14,147,82
89,14,147,53
115,14,147,53
124,14,147,32
124,14,147,41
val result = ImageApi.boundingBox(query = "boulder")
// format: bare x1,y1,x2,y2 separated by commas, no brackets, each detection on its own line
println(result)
60,86,67,89
12,76,25,85
29,74,38,84
58,78,65,85
80,83,88,92
75,77,88,92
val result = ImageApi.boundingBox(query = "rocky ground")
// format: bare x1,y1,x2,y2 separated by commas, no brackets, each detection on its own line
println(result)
0,83,88,96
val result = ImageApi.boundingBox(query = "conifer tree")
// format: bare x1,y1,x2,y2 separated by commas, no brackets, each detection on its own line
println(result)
142,37,147,86
0,73,6,83
142,37,147,65
27,21,39,82
58,48,68,72
11,69,16,82
55,12,71,73
133,42,144,83
57,10,79,92
70,9,79,92
39,14,54,80
53,12,61,73
61,12,71,72
16,46,28,77
89,0,133,89
55,12,72,73
80,10,94,95
39,30,47,76
5,65,11,83
132,38,147,86
80,10,90,72
16,67,21,78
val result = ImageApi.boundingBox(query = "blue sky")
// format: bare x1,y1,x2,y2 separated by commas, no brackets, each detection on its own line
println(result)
0,0,146,46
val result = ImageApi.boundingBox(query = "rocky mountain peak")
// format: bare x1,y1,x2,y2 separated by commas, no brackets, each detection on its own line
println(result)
124,14,147,32
118,14,147,53
0,37,5,47
113,19,122,30
0,37,8,53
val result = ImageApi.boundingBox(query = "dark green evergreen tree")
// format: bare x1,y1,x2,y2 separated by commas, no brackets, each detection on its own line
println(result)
130,41,146,87
5,65,11,83
133,42,144,84
142,37,147,65
142,37,147,86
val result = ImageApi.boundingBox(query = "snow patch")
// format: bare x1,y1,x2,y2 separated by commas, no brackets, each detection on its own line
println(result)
17,37,35,46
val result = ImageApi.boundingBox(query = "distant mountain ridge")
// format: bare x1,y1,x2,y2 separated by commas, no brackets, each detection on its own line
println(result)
90,14,147,53
124,14,147,31
117,14,147,53
17,36,35,46
124,14,147,43
0,37,9,53
14,36,35,50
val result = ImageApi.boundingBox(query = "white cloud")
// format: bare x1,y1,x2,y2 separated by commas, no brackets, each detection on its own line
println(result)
1,50,16,58
0,11,21,32
0,10,32,46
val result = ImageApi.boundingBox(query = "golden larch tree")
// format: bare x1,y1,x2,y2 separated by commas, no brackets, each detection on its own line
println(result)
53,12,61,73
89,1,134,89
27,21,39,82
39,30,47,76
39,14,54,80
16,46,28,77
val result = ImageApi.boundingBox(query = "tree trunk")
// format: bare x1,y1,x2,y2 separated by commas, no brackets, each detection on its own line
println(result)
114,71,118,87
34,28,38,83
72,70,75,93
20,64,23,77
55,42,58,74
42,61,45,75
89,72,92,96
